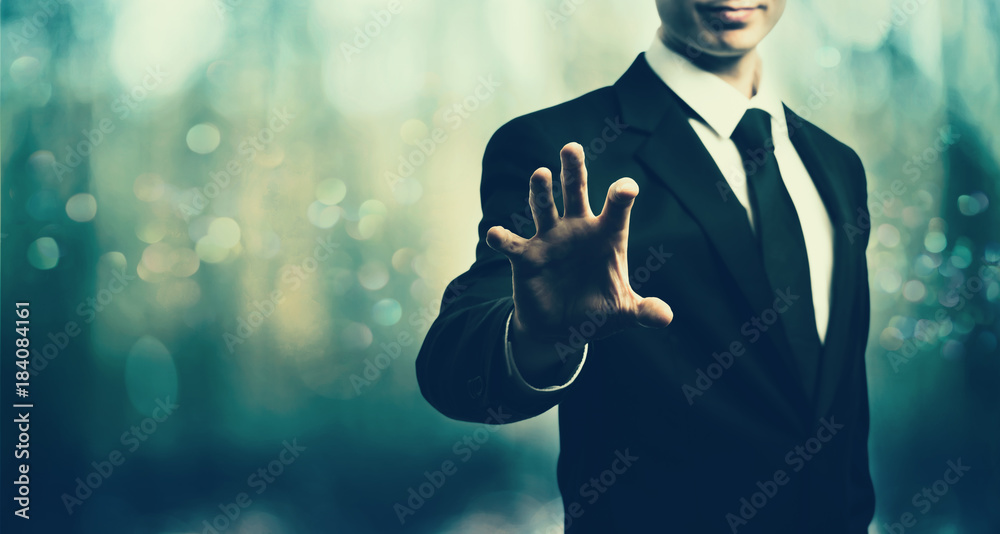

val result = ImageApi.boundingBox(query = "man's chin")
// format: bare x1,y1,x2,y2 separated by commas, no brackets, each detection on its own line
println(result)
694,27,765,53
702,35,765,56
688,43,758,61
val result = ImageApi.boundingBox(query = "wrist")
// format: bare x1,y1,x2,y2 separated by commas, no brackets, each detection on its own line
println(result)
509,309,582,383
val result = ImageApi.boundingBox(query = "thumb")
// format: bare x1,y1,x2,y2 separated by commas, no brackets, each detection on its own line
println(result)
633,297,673,328
486,225,527,259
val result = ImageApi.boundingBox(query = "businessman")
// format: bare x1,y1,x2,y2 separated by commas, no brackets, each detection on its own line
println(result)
416,0,874,531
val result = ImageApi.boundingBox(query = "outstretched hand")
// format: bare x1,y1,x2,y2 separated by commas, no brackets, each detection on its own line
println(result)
487,142,673,353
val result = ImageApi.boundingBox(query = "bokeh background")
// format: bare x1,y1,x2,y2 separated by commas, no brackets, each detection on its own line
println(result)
2,0,998,532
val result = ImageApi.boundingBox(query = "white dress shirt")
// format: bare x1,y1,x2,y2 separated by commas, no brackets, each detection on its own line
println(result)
504,37,835,392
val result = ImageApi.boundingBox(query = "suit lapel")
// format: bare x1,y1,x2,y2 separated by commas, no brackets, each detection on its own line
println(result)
614,55,810,413
785,108,863,417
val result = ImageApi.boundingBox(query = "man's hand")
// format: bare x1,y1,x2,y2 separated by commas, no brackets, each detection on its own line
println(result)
486,143,673,385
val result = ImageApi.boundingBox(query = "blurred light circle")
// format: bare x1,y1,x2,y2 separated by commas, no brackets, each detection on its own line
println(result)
205,60,232,86
27,237,59,270
393,178,423,205
924,232,947,253
188,215,214,242
307,201,342,229
134,173,166,202
957,195,981,216
914,254,939,277
125,336,178,416
914,320,938,345
816,46,841,68
141,242,174,273
358,262,389,290
877,224,900,248
26,190,61,221
888,314,913,331
65,193,98,222
357,214,385,239
343,322,373,349
359,199,388,218
208,217,241,248
939,287,960,308
392,248,417,273
985,242,1000,264
876,268,902,293
901,280,926,302
195,236,230,263
345,222,365,241
186,123,221,154
879,327,904,351
28,150,55,175
372,298,403,326
169,247,201,277
136,220,168,244
10,56,41,85
949,247,972,269
937,319,954,338
411,253,430,279
137,260,166,283
941,340,964,360
937,261,958,279
156,278,201,308
929,217,947,232
339,203,360,222
109,0,226,97
952,314,975,335
99,251,128,272
915,190,934,211
972,192,989,211
400,119,430,145
316,178,347,205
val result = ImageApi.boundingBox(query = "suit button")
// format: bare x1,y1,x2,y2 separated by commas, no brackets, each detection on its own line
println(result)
467,376,484,398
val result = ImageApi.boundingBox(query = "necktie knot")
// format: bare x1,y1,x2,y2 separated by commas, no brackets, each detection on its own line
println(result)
731,108,773,151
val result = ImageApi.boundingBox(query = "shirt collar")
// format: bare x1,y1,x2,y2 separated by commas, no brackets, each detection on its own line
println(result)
644,36,787,139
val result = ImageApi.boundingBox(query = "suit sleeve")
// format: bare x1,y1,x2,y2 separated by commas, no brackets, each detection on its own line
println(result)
847,149,876,530
415,115,584,424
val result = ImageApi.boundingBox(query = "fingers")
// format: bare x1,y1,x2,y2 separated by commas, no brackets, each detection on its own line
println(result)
633,297,673,328
486,225,528,260
599,178,639,233
529,167,559,233
560,143,592,218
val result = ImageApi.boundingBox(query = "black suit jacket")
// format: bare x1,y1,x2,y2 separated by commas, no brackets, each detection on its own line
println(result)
416,54,874,533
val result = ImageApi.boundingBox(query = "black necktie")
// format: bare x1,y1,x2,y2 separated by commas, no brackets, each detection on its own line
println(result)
730,109,821,389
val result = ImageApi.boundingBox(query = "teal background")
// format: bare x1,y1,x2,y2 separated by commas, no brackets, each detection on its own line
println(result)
1,0,998,532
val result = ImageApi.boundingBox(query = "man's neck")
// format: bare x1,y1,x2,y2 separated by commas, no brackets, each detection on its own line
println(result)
661,32,762,99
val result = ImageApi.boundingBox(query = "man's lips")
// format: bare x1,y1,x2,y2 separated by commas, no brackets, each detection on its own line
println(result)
697,4,762,24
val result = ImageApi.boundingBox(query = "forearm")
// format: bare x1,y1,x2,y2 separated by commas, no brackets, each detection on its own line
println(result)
417,290,578,425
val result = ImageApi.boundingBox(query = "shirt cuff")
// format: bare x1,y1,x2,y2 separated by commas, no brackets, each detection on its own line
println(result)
503,310,588,392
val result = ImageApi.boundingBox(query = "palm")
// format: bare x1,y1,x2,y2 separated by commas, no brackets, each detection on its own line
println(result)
487,143,672,344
